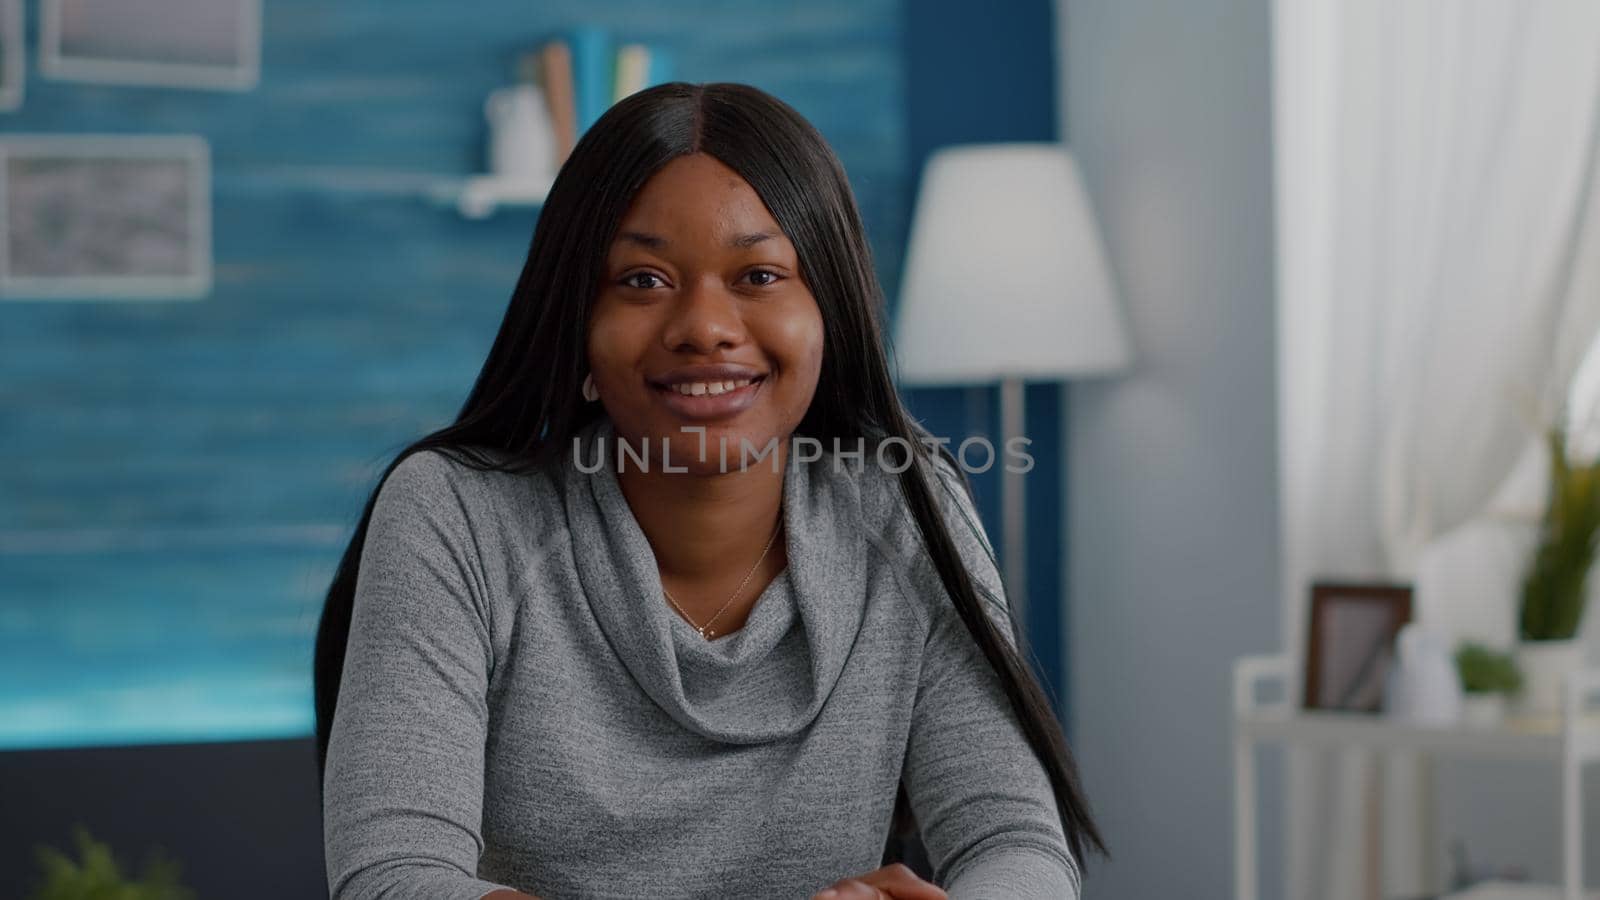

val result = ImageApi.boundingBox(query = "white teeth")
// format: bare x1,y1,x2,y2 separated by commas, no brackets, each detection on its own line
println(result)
669,377,755,397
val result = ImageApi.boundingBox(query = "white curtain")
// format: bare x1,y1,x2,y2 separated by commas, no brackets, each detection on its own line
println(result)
1272,1,1600,898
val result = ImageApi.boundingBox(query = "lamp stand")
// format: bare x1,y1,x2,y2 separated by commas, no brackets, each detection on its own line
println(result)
1000,376,1028,639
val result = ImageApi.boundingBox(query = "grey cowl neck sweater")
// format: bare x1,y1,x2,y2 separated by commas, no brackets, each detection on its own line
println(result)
565,414,867,745
322,411,1081,899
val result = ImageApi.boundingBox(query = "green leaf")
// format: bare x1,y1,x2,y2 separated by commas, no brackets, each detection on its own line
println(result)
25,826,194,900
1520,422,1600,641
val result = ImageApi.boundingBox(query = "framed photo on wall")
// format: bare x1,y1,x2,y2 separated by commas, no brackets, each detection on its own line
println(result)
1303,581,1413,713
0,0,22,111
0,134,212,300
40,0,261,91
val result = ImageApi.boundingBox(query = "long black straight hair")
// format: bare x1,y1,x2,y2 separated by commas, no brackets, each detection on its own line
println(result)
313,81,1105,872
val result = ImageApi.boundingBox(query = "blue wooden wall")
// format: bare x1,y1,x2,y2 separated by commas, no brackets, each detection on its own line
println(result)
899,0,1067,721
0,0,1065,751
0,0,907,750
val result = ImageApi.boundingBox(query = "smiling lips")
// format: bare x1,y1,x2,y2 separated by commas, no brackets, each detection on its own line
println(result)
662,377,757,396
650,375,765,420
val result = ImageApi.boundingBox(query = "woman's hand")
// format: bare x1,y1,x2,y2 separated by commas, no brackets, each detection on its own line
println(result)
810,863,948,900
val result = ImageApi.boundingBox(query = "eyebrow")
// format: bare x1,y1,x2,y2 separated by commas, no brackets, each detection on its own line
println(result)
616,230,779,250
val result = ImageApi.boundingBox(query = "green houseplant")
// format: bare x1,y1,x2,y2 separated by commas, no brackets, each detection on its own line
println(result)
1454,642,1522,728
1515,423,1600,715
26,825,194,900
1455,642,1524,693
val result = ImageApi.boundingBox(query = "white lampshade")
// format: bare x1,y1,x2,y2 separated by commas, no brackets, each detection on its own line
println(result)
893,143,1131,385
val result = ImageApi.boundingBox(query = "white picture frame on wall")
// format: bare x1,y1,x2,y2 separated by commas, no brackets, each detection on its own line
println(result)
0,134,212,301
40,0,261,91
0,0,23,111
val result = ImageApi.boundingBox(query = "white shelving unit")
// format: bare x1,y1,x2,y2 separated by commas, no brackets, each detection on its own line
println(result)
206,166,551,218
1232,654,1600,900
425,174,552,219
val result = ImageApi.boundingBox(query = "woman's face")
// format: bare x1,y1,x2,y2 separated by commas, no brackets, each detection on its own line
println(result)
587,152,825,474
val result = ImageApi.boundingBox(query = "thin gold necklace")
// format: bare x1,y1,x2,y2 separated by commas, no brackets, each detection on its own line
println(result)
661,511,783,640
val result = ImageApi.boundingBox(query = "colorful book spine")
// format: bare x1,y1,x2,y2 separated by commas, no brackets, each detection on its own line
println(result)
645,47,674,87
541,32,676,159
613,44,650,103
538,40,577,163
567,25,613,137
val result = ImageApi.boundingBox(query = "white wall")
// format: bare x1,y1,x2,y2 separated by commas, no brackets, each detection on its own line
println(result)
1061,1,1600,893
1059,0,1282,895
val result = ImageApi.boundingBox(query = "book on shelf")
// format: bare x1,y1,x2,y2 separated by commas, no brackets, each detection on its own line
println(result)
567,25,612,137
613,43,675,103
536,40,577,163
533,29,677,168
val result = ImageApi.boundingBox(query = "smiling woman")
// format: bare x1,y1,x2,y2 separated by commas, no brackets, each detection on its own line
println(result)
588,152,823,470
314,81,1103,900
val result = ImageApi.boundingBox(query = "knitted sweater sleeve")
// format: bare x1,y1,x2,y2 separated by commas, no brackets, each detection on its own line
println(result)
322,450,520,900
900,455,1083,899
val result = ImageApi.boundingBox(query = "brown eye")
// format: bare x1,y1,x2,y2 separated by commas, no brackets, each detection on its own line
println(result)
621,272,665,290
745,269,782,287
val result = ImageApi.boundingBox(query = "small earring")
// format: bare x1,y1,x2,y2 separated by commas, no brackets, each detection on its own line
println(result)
581,372,600,402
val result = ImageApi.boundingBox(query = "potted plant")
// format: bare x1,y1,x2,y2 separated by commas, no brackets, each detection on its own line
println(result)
26,824,194,900
1453,642,1522,728
1516,422,1600,716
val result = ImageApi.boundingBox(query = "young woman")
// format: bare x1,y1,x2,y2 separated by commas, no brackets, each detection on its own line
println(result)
315,81,1104,900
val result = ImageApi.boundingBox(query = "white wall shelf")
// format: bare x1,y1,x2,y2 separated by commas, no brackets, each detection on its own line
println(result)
424,174,551,219
1232,654,1600,900
208,166,551,218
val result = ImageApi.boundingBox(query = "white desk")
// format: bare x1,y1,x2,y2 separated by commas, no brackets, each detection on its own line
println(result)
1232,655,1600,900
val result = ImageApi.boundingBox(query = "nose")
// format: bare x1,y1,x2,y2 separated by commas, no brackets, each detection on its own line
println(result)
660,275,747,355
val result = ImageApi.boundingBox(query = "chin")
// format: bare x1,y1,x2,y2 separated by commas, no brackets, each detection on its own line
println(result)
651,423,784,474
607,400,799,474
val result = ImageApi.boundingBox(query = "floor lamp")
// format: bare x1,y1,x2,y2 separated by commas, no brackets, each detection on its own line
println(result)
893,143,1131,642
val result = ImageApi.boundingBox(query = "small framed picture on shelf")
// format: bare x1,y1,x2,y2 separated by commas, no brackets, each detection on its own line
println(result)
40,0,261,91
0,0,23,111
1303,581,1413,713
0,134,212,300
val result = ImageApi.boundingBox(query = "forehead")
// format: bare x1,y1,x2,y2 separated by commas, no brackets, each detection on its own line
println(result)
614,153,784,240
